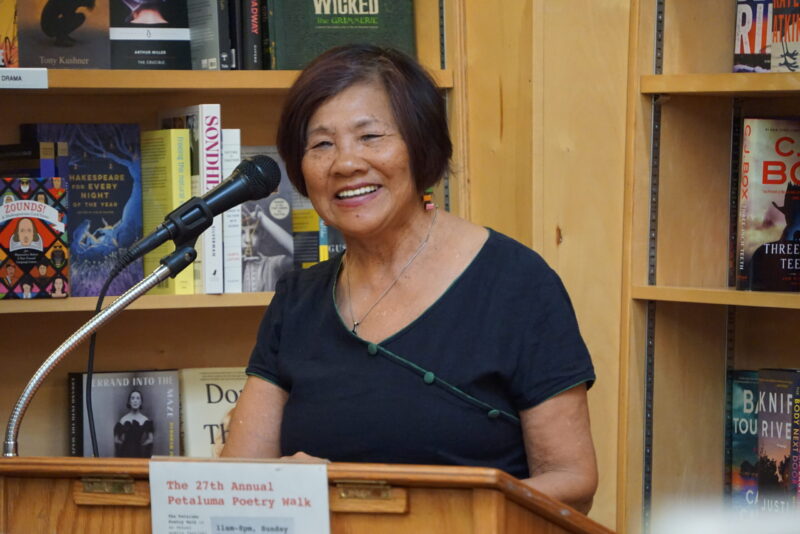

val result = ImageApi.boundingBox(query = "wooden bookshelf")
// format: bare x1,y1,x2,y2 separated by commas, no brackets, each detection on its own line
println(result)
620,1,800,532
8,69,454,95
0,292,275,314
641,72,800,96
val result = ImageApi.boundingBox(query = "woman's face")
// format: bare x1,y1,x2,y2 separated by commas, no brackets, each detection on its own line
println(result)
54,278,64,290
301,81,417,239
128,391,142,409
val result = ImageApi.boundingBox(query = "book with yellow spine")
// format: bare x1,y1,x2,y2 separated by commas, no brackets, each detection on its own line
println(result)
141,129,193,295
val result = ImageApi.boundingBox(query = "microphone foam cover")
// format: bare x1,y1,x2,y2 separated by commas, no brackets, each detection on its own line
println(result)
242,155,282,199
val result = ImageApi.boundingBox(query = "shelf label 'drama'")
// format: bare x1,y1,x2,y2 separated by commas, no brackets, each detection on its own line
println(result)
0,69,48,89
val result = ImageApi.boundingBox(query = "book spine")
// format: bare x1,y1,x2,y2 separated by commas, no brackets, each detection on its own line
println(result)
736,118,755,290
793,381,800,504
199,107,225,294
222,129,243,293
39,141,55,178
188,0,222,69
229,0,244,69
772,1,800,72
68,373,83,457
266,0,278,69
218,0,234,69
242,0,263,69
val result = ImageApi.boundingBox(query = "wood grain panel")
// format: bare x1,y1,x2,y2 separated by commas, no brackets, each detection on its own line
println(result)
535,1,631,529
656,96,732,288
651,303,727,514
662,1,736,75
734,307,800,371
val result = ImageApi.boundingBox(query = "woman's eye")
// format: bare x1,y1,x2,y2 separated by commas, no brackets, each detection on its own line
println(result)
309,140,332,149
362,134,382,141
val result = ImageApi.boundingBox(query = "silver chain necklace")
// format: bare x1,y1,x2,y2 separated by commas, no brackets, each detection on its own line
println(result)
345,207,438,335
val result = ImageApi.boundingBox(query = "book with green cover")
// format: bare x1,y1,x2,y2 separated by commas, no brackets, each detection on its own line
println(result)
266,0,415,69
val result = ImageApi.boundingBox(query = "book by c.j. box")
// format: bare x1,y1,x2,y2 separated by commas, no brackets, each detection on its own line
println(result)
68,369,180,458
736,117,800,291
265,0,415,69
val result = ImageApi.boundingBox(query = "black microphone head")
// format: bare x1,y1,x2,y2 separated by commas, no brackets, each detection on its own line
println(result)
238,155,282,200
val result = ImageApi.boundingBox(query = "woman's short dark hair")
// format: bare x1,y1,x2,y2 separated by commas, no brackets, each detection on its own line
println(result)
277,44,452,196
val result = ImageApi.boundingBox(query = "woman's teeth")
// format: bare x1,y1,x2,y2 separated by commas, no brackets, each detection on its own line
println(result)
337,185,378,199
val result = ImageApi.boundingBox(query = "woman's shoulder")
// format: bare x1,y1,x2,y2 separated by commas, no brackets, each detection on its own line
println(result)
480,228,554,276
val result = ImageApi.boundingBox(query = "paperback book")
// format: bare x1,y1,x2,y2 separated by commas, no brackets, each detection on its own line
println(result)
159,104,224,294
109,0,191,69
729,370,759,516
736,118,800,291
68,369,180,458
187,0,233,69
222,128,242,293
140,128,193,294
240,145,293,291
17,0,110,68
757,368,800,514
734,0,773,72
179,366,246,457
266,0,415,69
0,176,69,299
21,123,144,297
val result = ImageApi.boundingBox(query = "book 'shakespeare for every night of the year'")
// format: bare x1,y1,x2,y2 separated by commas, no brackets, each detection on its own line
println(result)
21,123,143,297
0,176,69,299
736,118,800,291
68,369,180,458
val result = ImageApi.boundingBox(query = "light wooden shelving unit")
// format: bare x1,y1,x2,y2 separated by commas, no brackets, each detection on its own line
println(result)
620,1,800,533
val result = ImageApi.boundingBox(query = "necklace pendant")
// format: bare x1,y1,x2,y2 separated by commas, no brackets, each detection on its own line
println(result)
351,321,360,335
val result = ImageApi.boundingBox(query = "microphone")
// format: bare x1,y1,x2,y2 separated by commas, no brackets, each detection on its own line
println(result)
125,155,282,264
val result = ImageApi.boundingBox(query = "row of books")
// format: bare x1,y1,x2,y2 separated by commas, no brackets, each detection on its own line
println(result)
0,0,415,70
734,0,800,73
0,104,345,300
69,367,247,458
728,368,799,516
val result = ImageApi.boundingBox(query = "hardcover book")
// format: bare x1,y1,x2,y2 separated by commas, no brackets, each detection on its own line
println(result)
17,0,110,69
0,0,18,67
222,128,242,293
771,0,800,72
68,369,180,458
187,0,233,69
179,366,246,457
736,118,800,291
266,0,415,69
241,0,262,69
109,0,191,69
730,370,760,516
21,123,144,297
757,368,800,514
0,176,69,299
240,145,293,291
734,0,773,72
140,129,193,295
159,104,224,294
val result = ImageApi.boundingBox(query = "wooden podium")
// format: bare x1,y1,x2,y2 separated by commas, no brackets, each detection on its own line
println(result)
0,457,612,533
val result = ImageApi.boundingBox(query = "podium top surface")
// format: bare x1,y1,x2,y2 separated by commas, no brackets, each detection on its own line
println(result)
0,456,614,534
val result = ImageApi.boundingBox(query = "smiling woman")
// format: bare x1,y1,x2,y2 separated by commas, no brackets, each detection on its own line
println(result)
222,44,599,514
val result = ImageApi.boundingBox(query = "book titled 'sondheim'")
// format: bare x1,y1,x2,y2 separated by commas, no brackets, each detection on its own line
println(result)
266,0,415,69
68,370,180,458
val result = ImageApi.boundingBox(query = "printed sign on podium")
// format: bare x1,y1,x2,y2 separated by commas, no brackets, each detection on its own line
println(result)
149,458,330,534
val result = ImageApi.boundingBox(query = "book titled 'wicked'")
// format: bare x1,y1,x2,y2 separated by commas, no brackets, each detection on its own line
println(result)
0,177,69,299
266,0,415,69
736,118,800,291
22,123,143,297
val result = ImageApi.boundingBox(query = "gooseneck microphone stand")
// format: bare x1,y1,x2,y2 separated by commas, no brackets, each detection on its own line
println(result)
3,245,197,457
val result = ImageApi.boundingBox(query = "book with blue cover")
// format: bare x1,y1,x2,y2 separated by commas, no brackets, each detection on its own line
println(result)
729,370,759,516
21,123,143,297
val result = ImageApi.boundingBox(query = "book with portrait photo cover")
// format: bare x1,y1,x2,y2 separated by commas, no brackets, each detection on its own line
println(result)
0,176,69,299
68,369,180,458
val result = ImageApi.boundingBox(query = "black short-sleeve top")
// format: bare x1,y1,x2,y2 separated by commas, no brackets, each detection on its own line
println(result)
247,229,595,479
